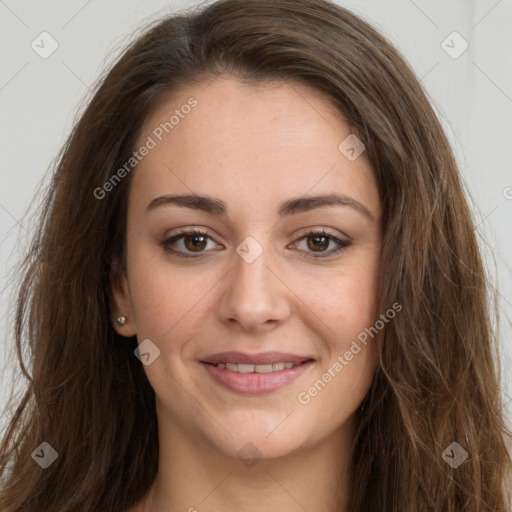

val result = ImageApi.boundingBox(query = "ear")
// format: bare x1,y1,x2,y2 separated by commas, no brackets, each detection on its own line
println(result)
110,258,137,337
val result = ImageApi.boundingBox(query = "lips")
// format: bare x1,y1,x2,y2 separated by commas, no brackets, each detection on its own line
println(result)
200,351,315,394
213,361,298,373
201,351,311,365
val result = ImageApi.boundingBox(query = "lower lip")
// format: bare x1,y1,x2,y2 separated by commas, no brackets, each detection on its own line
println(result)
200,360,315,395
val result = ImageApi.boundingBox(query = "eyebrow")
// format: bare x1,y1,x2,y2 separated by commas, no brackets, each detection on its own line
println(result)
146,193,374,221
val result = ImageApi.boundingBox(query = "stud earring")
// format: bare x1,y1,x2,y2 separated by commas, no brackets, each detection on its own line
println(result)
115,316,127,326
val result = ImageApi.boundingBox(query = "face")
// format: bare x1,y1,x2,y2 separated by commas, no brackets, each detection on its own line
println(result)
112,75,382,461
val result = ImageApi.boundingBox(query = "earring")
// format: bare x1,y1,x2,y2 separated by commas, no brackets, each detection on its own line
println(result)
115,316,127,326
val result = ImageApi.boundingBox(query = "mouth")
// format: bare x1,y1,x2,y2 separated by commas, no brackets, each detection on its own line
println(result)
204,361,305,373
199,351,315,394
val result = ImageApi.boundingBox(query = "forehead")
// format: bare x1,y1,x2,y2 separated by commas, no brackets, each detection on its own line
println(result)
130,76,380,220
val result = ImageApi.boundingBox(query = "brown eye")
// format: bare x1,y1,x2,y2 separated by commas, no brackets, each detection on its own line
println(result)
183,233,208,252
306,234,330,252
160,230,223,258
293,229,351,259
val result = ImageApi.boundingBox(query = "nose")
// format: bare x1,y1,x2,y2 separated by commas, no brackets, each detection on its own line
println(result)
217,240,291,333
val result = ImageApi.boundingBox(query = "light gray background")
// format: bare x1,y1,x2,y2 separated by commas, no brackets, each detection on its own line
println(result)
1,0,511,433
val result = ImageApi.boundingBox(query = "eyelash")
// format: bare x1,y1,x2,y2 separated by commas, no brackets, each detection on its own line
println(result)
160,228,351,259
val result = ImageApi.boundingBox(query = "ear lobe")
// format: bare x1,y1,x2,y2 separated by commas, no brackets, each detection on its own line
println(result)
110,259,136,337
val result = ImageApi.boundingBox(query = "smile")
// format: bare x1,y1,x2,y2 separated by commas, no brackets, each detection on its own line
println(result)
212,362,299,373
200,353,315,394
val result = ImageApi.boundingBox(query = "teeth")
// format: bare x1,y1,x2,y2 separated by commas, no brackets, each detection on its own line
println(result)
214,361,301,373
255,364,273,373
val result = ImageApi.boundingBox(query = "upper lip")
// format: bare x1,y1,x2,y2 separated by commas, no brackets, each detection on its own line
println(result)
201,351,313,365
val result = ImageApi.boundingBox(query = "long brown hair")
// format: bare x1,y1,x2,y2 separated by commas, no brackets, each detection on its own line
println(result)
1,0,510,510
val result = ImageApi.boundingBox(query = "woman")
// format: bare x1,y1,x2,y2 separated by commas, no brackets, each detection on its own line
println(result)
1,0,510,510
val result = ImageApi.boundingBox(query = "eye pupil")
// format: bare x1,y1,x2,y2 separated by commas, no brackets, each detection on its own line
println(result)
307,235,329,251
184,234,207,251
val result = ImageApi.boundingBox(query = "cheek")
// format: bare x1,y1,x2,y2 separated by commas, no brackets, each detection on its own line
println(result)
301,261,380,344
126,248,222,345
341,274,380,333
294,273,380,431
126,245,184,336
131,275,192,338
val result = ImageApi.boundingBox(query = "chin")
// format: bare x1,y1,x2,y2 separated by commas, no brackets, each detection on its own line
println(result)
208,429,308,463
199,409,327,462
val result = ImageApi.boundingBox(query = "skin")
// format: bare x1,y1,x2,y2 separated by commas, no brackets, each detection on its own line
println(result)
112,75,382,512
